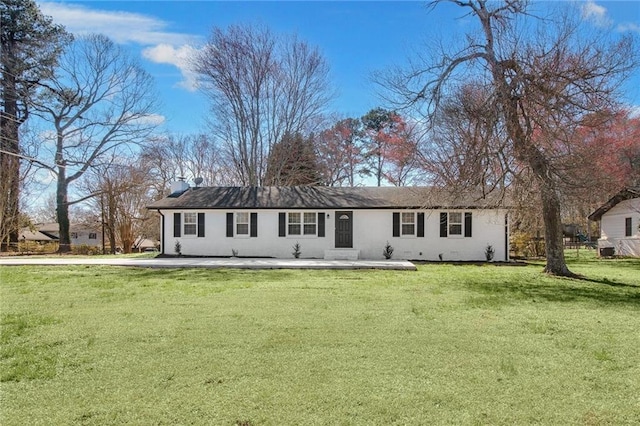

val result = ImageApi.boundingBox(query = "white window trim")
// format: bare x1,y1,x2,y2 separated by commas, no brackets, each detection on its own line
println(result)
235,212,250,238
448,212,463,237
183,212,198,237
401,212,417,238
287,211,318,238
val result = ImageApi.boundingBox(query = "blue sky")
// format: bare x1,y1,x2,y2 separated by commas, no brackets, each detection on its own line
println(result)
37,1,640,135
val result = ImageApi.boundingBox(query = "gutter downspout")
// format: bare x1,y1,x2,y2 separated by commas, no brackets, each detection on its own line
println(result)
505,212,509,262
156,209,165,255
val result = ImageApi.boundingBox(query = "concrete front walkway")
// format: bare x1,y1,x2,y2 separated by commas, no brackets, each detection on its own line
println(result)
0,256,417,271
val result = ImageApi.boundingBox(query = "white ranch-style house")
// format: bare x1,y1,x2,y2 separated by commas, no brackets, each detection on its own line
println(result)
589,187,640,257
149,184,509,262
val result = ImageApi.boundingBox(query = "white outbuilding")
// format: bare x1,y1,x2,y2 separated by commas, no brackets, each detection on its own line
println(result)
589,187,640,257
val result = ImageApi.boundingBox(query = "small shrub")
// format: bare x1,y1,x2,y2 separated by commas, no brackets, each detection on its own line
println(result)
485,244,495,262
174,240,182,256
292,242,301,259
510,231,544,258
382,241,394,259
438,253,443,261
72,244,101,255
231,248,239,257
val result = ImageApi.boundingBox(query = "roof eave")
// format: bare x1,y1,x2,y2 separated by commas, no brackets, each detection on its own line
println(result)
588,187,640,221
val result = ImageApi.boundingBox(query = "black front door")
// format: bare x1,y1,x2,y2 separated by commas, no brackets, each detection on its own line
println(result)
335,211,353,248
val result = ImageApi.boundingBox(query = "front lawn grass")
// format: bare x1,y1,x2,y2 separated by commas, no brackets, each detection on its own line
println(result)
1,254,639,425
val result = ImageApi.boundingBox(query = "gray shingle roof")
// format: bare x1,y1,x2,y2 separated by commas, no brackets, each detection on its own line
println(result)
147,186,506,210
588,187,640,221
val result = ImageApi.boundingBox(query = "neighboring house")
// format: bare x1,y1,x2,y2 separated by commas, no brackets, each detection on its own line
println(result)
588,187,640,257
132,237,159,252
148,185,510,261
33,223,103,248
19,228,57,242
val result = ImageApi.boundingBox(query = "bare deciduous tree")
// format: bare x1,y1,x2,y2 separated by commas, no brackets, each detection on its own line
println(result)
194,24,334,185
381,0,637,275
32,34,159,252
425,83,513,194
142,133,233,192
85,158,157,254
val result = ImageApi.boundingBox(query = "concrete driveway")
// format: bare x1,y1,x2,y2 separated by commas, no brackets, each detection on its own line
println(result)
0,256,417,271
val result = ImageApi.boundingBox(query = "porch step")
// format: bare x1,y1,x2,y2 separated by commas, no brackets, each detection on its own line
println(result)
324,249,360,261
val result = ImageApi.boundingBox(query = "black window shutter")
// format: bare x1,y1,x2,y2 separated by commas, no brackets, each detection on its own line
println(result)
226,213,233,237
393,212,400,237
625,217,632,237
464,212,472,237
250,212,258,237
417,212,425,237
174,213,181,237
197,213,205,237
440,212,448,237
278,212,286,237
318,212,325,237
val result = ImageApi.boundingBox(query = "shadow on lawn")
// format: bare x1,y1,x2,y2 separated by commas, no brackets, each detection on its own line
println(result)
465,275,640,309
125,267,296,283
577,275,640,289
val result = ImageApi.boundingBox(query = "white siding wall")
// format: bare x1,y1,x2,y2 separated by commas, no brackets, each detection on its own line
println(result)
160,209,510,261
71,230,102,247
598,198,640,257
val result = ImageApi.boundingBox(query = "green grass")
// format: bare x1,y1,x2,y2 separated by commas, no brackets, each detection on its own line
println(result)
1,253,639,425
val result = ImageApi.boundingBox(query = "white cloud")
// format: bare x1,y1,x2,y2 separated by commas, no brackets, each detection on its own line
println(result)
581,1,613,28
38,2,197,46
629,105,640,119
136,113,167,126
38,2,203,92
142,44,200,92
617,22,640,34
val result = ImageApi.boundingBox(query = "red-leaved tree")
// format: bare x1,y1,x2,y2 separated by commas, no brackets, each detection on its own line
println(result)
314,118,364,187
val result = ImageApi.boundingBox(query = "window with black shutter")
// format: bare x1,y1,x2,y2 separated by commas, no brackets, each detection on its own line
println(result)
464,212,472,238
250,213,258,237
279,213,286,237
197,213,205,237
393,212,422,237
226,213,234,237
440,213,447,237
417,213,425,237
318,212,325,237
393,212,400,237
174,213,181,237
175,212,205,237
440,212,472,237
227,212,258,237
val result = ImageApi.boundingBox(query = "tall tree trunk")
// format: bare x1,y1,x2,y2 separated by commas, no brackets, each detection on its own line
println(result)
107,198,117,254
1,65,21,251
377,151,382,187
520,141,573,275
503,95,573,276
56,165,71,253
539,182,571,275
119,219,134,254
